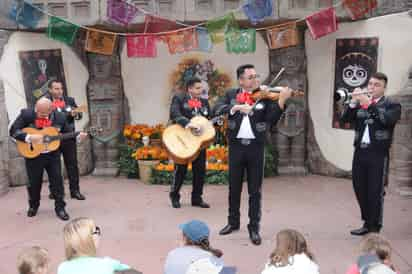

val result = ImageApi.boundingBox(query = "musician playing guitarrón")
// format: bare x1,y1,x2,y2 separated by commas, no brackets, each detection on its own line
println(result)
213,64,292,245
9,98,87,221
47,80,86,200
169,77,211,209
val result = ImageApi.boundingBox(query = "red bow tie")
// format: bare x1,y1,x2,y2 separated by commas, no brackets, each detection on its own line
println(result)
236,91,255,105
52,99,65,110
35,117,52,129
188,98,202,109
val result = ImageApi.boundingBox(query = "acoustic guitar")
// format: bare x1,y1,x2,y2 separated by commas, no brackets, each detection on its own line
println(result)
162,116,223,164
16,126,101,158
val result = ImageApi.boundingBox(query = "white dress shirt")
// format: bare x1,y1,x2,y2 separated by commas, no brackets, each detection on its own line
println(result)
231,90,255,139
360,96,382,144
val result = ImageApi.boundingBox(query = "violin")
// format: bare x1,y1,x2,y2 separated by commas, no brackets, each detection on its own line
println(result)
251,86,304,101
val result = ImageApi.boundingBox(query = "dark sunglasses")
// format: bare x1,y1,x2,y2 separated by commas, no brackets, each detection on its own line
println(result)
92,226,101,236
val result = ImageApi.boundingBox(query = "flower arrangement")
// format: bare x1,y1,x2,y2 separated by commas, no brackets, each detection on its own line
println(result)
123,124,165,144
169,56,232,105
133,146,169,161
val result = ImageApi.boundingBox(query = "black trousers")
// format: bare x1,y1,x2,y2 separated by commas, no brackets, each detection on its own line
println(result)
227,140,264,231
170,149,206,202
49,138,80,194
25,152,66,211
352,147,388,230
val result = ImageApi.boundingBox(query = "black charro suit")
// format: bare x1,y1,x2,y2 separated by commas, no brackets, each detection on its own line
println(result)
213,88,283,231
169,92,211,204
48,95,83,195
341,96,401,231
9,109,70,212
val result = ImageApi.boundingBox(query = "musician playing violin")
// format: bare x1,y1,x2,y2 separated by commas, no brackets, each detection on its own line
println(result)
9,98,87,221
169,77,211,209
46,80,86,201
213,64,292,245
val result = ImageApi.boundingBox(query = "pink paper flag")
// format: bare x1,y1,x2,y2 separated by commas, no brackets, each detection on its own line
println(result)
127,35,157,57
306,7,338,40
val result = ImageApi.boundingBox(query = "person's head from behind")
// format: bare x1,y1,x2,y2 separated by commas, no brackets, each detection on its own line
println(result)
269,229,314,267
360,233,392,266
186,77,203,98
236,64,260,91
63,217,101,260
179,220,223,258
17,246,49,274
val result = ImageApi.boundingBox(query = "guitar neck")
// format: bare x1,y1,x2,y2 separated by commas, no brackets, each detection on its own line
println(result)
49,131,78,142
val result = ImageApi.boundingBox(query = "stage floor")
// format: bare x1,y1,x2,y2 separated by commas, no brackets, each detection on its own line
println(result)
0,175,411,274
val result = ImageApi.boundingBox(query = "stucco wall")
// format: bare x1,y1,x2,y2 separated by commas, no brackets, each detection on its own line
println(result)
0,32,89,129
306,12,412,171
121,35,270,125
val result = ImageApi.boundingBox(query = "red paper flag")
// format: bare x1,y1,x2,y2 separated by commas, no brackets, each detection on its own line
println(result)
306,7,338,40
144,15,180,33
164,29,198,54
343,0,378,20
126,35,157,57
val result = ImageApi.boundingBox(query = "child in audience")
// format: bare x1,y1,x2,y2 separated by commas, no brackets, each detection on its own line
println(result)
346,233,397,274
17,246,49,274
261,229,319,274
164,219,224,274
57,217,136,274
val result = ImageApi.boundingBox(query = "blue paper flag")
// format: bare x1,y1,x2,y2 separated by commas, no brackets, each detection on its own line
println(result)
9,1,43,29
242,0,273,25
195,28,213,52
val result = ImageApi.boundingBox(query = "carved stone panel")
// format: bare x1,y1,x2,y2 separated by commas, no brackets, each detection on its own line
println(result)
88,79,122,101
88,54,121,79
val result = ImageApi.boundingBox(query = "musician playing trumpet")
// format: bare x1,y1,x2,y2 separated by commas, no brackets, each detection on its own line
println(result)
213,64,292,245
341,72,401,236
169,77,211,209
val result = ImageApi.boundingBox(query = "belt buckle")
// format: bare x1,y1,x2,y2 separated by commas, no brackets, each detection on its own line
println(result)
360,143,369,149
240,139,251,145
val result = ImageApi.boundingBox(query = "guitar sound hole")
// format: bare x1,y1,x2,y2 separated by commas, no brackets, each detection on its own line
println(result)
30,143,34,151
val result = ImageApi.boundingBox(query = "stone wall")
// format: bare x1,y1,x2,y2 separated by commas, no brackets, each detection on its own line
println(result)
0,31,11,195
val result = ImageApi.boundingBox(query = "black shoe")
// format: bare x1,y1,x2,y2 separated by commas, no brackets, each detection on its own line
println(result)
71,191,86,200
192,199,210,208
49,193,55,200
219,224,240,235
350,227,369,236
248,228,262,245
170,195,181,208
368,227,381,233
27,207,38,217
55,209,70,221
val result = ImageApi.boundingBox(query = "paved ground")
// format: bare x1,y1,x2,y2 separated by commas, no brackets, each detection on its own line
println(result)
0,175,411,274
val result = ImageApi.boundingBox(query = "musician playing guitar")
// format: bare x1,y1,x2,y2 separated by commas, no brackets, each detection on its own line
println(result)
169,77,211,209
213,64,292,245
9,98,87,221
47,80,86,200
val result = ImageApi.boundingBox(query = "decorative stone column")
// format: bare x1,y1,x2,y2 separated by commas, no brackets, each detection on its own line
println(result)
86,53,125,176
389,67,412,196
268,46,307,175
0,30,11,195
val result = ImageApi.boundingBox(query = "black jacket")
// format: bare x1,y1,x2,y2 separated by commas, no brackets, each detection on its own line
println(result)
9,109,70,142
340,96,401,151
169,93,211,127
46,95,82,132
213,88,284,143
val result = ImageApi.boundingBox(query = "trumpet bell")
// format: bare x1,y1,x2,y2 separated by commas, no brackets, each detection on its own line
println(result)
334,88,349,103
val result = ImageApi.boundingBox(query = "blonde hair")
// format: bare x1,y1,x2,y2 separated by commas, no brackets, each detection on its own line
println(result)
17,246,49,274
63,217,97,260
269,229,315,267
360,233,392,261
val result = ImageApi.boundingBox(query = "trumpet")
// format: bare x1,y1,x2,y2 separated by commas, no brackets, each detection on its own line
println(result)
334,88,371,104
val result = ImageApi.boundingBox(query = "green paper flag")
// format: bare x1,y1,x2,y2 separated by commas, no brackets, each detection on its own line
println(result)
225,29,256,53
47,16,79,45
206,12,238,44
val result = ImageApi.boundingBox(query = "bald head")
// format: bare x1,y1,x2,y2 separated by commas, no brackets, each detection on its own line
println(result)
35,98,52,118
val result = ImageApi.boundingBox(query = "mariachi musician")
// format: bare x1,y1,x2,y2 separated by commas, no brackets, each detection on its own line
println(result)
47,80,86,200
169,77,210,209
